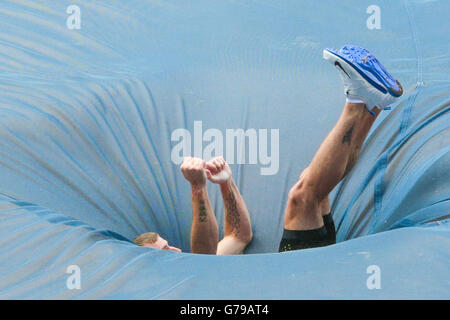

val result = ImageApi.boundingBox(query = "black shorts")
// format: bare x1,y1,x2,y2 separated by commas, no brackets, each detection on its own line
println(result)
279,213,336,252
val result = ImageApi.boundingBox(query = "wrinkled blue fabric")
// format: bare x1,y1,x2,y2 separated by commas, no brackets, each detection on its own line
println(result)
0,0,448,299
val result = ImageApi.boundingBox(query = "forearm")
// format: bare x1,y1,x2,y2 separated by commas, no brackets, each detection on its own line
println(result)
190,185,219,254
219,179,252,243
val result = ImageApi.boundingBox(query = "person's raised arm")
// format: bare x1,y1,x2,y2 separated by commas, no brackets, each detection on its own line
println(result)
206,157,253,255
181,157,218,254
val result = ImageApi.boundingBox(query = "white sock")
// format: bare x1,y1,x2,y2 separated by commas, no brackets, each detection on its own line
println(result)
346,97,365,104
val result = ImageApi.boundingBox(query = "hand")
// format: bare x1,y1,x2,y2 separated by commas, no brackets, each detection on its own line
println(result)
180,157,208,188
205,156,232,184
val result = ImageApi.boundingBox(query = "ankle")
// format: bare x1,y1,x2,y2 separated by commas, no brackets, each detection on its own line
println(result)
345,96,365,105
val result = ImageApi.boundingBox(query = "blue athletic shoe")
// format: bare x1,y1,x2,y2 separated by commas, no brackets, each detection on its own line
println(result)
323,45,403,111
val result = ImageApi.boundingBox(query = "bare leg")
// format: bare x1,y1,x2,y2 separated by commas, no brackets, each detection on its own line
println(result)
284,103,380,231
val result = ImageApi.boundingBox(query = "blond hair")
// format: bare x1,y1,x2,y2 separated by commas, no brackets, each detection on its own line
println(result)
133,232,159,246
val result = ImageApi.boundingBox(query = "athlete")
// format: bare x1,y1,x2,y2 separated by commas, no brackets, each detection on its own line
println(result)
134,156,253,255
134,44,403,253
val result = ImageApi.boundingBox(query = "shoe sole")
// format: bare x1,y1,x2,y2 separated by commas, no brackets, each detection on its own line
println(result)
323,49,403,98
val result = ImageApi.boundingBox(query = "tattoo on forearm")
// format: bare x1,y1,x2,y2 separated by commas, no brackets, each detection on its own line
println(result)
342,124,354,145
225,192,240,234
198,200,207,222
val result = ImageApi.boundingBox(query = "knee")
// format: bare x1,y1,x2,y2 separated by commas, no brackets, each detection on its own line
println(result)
287,173,317,207
238,229,253,246
285,176,322,229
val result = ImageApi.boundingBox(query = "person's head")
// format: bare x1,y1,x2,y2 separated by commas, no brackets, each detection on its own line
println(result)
133,232,181,252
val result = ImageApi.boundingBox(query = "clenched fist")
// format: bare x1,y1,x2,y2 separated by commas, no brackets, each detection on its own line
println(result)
180,157,208,188
205,156,232,184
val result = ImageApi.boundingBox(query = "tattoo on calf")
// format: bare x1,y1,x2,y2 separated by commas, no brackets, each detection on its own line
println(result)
198,200,207,222
342,124,354,145
225,192,240,235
